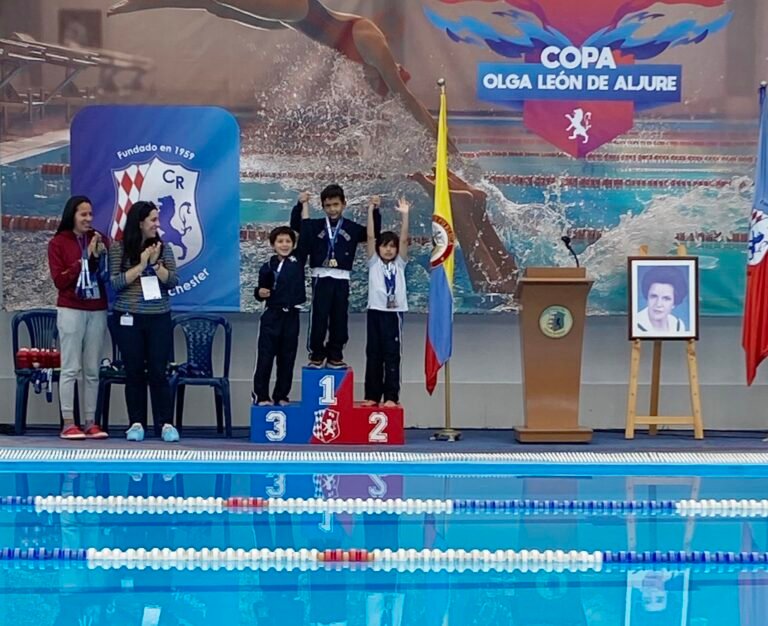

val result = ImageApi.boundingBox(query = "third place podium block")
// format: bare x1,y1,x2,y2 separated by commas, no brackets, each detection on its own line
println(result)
250,367,404,445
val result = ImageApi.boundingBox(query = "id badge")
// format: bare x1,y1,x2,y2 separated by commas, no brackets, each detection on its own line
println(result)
120,313,134,327
77,259,101,300
83,275,101,300
386,294,397,309
140,275,162,301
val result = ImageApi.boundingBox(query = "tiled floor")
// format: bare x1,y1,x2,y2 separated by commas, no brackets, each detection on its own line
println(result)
0,428,764,453
0,129,69,164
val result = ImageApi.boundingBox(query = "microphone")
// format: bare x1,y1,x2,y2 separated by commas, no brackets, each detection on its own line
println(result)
560,235,580,268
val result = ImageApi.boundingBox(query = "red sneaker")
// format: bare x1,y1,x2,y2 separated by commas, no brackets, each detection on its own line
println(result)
59,424,86,440
84,424,109,439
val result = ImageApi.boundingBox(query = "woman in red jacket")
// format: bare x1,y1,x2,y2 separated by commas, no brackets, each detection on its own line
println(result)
47,196,110,440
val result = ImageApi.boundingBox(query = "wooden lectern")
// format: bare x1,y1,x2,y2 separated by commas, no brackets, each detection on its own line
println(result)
516,267,593,443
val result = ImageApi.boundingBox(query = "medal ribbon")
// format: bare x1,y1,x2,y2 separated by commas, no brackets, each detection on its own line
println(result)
383,262,397,299
324,216,344,262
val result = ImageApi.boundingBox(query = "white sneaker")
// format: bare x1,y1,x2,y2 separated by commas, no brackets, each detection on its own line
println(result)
126,423,145,442
161,424,180,443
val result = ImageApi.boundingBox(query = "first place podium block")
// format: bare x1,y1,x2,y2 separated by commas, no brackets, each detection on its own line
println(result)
250,367,404,445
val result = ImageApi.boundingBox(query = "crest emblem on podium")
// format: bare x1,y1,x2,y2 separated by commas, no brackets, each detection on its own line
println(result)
539,305,573,339
313,409,341,443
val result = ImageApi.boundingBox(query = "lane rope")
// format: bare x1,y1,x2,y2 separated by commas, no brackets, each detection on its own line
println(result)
7,496,768,517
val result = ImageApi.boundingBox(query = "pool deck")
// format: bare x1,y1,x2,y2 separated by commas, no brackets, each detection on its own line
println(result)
0,129,69,164
0,428,765,453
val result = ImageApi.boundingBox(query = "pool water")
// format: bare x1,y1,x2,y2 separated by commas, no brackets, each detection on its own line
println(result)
1,468,767,625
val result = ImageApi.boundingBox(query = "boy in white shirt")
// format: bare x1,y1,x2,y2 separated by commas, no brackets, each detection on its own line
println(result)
362,195,410,407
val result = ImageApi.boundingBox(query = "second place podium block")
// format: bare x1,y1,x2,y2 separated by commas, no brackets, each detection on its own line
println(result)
250,367,404,445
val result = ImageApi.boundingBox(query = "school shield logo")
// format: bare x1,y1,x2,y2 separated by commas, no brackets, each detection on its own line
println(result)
110,156,203,268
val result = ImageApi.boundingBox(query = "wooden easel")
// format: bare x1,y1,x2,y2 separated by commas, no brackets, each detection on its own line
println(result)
625,244,704,439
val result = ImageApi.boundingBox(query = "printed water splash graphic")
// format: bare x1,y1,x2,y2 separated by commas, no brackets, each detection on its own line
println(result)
424,4,730,58
585,10,733,60
422,7,570,57
428,0,730,50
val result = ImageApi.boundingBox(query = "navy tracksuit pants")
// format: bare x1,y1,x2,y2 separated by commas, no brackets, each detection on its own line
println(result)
253,307,300,403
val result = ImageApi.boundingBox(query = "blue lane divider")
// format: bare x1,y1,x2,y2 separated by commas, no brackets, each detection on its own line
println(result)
0,547,87,560
603,551,768,564
0,497,35,506
451,499,679,512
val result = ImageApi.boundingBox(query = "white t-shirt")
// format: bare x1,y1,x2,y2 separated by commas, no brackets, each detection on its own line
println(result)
367,255,408,312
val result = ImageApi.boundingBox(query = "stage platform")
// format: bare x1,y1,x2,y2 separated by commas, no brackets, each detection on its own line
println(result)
0,428,765,453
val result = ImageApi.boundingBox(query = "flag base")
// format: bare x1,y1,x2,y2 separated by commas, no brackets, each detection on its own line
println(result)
430,428,462,442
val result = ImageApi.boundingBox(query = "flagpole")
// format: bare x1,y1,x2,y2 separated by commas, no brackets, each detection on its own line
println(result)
431,77,461,443
432,359,460,442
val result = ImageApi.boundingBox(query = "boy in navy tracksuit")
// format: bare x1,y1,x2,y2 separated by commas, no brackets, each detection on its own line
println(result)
252,226,307,405
291,184,380,369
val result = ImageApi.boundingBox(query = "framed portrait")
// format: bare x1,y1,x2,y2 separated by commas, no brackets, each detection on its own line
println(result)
628,256,699,340
624,569,689,626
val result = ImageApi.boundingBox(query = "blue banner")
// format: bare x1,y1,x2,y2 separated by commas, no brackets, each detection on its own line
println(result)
478,63,682,104
70,105,240,311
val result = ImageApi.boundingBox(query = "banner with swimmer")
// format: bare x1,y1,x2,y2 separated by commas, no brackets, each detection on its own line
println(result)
0,0,758,315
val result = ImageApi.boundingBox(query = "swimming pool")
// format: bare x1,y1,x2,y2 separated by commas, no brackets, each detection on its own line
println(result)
1,451,768,626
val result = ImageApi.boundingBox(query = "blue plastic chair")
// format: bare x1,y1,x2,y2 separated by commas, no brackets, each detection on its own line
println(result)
94,316,132,434
169,314,233,437
11,309,79,434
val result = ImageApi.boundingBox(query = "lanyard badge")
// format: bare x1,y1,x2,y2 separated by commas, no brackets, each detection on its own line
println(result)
75,236,101,300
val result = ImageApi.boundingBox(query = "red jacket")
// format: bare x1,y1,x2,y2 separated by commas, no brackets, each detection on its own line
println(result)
47,230,108,311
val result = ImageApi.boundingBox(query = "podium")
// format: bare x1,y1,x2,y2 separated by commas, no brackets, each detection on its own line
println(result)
516,267,593,443
250,367,404,445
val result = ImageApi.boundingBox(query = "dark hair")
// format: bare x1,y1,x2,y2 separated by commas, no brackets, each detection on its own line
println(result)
641,266,688,306
376,231,399,256
121,200,161,266
269,226,296,246
320,184,345,205
56,195,92,234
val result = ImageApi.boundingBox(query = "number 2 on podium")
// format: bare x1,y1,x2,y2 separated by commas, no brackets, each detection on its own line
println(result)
319,375,336,405
368,412,388,442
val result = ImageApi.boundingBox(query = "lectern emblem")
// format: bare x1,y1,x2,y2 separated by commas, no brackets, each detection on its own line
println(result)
539,305,573,339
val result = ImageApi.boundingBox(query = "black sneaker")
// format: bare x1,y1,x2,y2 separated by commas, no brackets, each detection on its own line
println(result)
326,360,348,370
306,360,325,369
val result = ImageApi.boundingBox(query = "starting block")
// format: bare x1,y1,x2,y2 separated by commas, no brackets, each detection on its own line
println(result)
250,367,404,445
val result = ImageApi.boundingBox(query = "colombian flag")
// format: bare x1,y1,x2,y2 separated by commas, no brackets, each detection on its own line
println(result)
425,86,455,395
743,84,768,384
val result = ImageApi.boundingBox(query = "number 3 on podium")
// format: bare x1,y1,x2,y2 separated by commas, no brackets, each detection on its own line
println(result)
265,411,286,442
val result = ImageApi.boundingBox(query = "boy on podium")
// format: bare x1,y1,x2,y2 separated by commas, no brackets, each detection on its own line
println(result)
291,184,380,369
